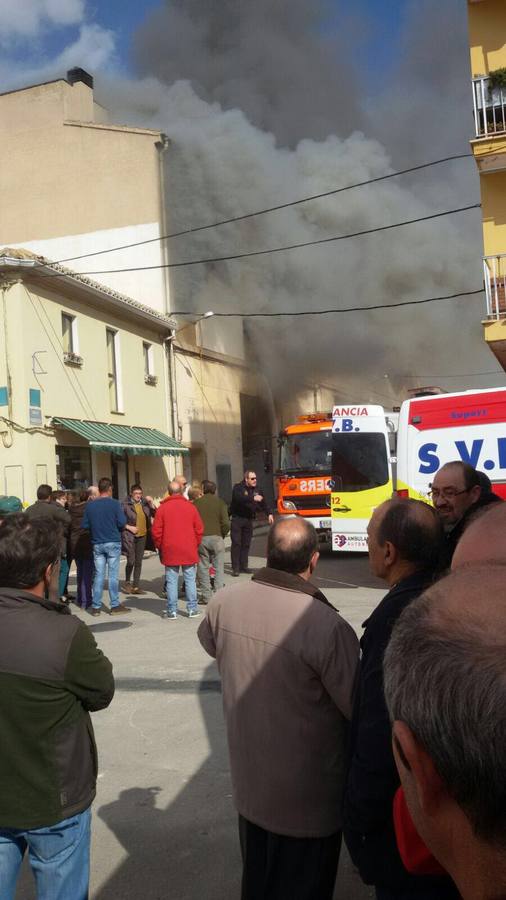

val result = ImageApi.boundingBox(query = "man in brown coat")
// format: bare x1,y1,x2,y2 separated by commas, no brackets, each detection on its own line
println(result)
198,517,359,900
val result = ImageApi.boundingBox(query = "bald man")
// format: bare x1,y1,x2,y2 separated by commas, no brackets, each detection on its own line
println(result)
198,517,359,900
384,566,506,900
344,499,457,899
452,501,506,570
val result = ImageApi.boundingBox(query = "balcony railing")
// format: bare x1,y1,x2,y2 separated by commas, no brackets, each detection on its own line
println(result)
484,254,506,319
473,77,506,138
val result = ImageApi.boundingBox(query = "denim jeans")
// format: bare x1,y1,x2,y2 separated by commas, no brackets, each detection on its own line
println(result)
165,564,197,614
58,557,70,599
76,558,93,608
92,542,121,609
0,807,91,900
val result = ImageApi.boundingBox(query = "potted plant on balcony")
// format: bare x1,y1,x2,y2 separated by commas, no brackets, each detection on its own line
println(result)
488,67,506,96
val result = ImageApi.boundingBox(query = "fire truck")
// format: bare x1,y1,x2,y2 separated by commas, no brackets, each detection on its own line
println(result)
276,406,396,551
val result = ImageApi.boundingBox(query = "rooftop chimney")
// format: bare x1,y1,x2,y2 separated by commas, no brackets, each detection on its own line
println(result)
67,68,93,90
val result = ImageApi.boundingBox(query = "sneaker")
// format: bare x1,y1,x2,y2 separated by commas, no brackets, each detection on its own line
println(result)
121,582,133,593
231,571,240,577
90,608,101,617
161,610,177,619
130,586,146,595
110,604,132,615
188,609,201,618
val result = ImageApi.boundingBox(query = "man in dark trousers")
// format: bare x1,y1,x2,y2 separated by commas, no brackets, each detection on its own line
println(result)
198,517,359,900
0,514,114,899
229,470,273,576
121,483,155,595
343,498,459,900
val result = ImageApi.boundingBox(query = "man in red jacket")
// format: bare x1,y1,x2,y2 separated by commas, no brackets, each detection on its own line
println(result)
152,480,204,619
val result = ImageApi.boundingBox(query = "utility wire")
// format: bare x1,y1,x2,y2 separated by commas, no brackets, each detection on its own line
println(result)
44,152,473,266
170,287,485,317
38,202,480,276
398,370,505,379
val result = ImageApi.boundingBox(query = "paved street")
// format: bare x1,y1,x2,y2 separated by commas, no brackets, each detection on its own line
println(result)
16,534,383,900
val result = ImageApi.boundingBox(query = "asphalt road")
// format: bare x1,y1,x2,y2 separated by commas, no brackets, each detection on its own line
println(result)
15,539,382,900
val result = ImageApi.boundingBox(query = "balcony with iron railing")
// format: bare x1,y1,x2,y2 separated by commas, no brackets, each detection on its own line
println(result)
472,76,506,138
484,254,506,319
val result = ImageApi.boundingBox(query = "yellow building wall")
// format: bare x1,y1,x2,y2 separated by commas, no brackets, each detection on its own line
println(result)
469,0,506,75
480,170,506,255
0,280,174,501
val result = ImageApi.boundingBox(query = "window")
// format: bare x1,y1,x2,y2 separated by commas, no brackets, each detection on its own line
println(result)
106,328,122,412
62,313,81,364
143,342,157,384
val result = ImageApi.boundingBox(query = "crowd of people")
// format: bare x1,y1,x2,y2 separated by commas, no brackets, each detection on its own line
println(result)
0,459,504,900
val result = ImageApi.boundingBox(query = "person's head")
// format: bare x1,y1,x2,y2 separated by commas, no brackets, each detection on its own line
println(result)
98,477,113,497
244,471,257,488
0,495,23,524
188,486,203,502
202,480,216,495
51,490,66,506
130,483,143,502
174,474,188,490
267,517,319,578
77,489,88,503
87,485,99,500
384,567,506,893
167,480,182,496
430,462,482,529
367,498,443,585
36,484,52,502
452,502,506,570
0,514,61,595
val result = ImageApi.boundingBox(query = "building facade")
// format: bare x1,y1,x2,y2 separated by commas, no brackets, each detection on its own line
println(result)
0,249,186,502
468,0,506,369
0,69,275,503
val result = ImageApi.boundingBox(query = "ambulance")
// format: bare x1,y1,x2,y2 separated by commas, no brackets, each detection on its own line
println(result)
276,406,396,551
396,387,506,500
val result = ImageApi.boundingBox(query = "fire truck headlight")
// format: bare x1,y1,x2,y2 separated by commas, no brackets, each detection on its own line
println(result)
281,500,297,511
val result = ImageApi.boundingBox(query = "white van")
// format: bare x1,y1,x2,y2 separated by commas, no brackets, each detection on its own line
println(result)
396,388,506,500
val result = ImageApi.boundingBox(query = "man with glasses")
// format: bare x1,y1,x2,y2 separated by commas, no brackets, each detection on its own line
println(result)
429,461,500,568
229,471,274,577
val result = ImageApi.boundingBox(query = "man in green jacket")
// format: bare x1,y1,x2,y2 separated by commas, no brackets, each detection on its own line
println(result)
0,514,114,900
194,480,230,604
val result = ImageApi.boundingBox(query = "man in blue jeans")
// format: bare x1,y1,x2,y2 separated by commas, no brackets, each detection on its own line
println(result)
0,514,114,900
82,476,135,616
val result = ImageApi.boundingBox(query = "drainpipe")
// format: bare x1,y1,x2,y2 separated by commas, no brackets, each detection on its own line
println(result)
164,334,180,442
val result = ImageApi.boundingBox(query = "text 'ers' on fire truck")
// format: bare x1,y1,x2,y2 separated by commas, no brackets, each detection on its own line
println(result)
396,387,506,501
276,406,397,552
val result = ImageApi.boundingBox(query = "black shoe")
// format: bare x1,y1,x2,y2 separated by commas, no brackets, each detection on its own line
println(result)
240,568,253,574
90,608,101,617
231,571,240,577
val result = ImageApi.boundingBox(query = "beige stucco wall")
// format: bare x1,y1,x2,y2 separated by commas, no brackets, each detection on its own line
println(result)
0,278,176,501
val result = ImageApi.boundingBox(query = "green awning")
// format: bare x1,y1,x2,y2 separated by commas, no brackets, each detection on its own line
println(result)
53,418,188,457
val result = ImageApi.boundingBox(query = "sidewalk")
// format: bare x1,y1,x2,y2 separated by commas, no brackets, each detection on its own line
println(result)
17,551,378,900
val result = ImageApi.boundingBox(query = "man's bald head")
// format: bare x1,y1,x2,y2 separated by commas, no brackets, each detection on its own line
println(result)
384,565,506,847
452,502,506,570
267,517,319,576
367,498,443,582
168,480,182,495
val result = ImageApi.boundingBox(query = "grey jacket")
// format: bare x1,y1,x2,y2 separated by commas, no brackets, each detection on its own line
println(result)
198,567,359,837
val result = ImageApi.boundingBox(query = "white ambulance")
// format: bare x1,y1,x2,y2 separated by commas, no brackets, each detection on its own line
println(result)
396,387,506,501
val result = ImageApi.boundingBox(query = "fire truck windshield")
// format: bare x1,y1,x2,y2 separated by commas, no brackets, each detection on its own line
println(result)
332,433,389,491
279,431,333,474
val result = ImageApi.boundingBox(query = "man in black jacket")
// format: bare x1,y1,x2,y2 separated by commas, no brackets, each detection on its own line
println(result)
229,471,273,576
25,483,70,602
343,498,459,899
0,514,114,899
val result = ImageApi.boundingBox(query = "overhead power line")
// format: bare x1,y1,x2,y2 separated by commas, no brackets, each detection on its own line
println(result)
399,370,505,379
167,287,484,317
43,152,473,266
39,202,480,276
